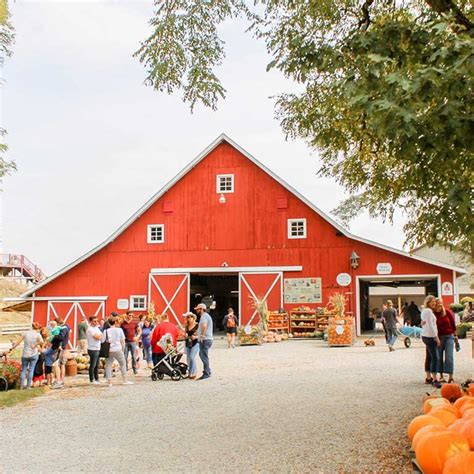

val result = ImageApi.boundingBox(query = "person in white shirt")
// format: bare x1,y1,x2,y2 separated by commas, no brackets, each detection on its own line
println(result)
20,322,44,389
101,317,134,387
421,295,441,388
86,316,103,385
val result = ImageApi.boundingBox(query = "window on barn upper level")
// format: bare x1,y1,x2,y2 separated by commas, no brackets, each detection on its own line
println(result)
130,295,147,311
147,224,164,244
288,219,307,239
216,174,234,193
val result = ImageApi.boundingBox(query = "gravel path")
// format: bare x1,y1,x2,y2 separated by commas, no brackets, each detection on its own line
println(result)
1,336,473,473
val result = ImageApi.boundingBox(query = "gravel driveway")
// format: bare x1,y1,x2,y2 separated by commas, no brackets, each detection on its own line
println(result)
1,336,473,473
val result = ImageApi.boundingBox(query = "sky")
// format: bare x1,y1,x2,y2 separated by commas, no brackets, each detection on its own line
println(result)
2,0,407,275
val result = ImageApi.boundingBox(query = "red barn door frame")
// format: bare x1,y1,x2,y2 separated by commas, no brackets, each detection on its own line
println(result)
148,273,190,329
239,272,283,326
47,300,105,348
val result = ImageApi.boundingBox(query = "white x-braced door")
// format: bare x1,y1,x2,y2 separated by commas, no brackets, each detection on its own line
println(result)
148,273,189,329
47,300,105,349
239,272,283,326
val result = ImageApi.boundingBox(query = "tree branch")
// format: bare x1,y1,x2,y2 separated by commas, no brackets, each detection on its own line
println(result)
358,0,376,31
424,0,473,31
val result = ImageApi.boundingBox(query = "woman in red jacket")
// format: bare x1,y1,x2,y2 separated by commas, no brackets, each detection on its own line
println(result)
434,298,457,383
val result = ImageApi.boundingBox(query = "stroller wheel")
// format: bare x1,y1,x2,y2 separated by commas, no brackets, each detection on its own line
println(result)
151,372,158,381
0,376,8,392
170,369,181,381
404,337,411,348
157,373,164,380
178,362,189,379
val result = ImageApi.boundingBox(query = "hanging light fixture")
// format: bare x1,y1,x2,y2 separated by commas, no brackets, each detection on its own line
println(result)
350,251,360,269
219,193,226,204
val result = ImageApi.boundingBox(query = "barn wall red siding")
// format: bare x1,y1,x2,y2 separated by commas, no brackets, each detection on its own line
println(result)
33,141,456,326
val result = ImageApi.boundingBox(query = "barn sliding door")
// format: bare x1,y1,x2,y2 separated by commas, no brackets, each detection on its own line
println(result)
47,300,105,349
239,272,283,326
148,273,189,329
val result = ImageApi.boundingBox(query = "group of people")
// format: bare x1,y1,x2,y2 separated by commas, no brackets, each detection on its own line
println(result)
12,301,220,389
420,295,459,388
10,318,71,390
381,296,460,386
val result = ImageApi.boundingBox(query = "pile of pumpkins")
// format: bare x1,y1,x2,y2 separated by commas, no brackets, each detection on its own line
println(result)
262,331,288,343
75,355,89,371
407,382,474,474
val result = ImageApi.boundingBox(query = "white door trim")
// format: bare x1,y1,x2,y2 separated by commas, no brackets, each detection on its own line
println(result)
148,273,189,329
46,300,105,348
151,266,302,274
355,274,441,336
239,272,283,326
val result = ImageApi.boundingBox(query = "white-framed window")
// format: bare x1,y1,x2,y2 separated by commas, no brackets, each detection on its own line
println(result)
130,295,147,311
288,219,307,239
216,174,234,193
147,224,164,243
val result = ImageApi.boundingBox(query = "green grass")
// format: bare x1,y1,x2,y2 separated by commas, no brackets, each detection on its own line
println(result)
0,386,46,408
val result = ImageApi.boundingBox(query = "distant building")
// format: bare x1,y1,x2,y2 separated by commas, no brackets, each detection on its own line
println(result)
412,244,473,301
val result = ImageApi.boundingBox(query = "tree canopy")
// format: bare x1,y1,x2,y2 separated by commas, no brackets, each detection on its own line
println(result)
136,0,473,259
0,0,16,181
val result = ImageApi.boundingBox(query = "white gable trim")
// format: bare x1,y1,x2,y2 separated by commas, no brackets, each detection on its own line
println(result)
22,134,465,298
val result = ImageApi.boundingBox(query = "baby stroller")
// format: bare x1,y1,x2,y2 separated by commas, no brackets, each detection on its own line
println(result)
151,336,188,381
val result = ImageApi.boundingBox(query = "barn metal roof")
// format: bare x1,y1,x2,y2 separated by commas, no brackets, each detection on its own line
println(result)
21,133,465,297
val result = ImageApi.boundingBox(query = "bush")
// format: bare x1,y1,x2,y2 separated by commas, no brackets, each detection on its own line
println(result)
450,303,465,314
0,360,21,389
457,323,473,339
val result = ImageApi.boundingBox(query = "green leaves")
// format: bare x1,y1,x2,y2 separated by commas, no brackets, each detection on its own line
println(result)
138,0,474,258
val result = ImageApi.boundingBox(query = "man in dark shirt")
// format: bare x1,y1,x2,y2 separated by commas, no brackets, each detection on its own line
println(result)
382,300,398,352
121,312,142,374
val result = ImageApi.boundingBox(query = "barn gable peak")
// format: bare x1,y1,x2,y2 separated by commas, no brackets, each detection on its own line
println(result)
21,134,465,297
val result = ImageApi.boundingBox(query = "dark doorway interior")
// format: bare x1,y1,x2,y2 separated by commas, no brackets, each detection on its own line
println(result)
190,274,239,331
360,278,439,332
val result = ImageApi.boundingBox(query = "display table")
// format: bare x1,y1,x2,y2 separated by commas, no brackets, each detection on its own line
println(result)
327,316,354,347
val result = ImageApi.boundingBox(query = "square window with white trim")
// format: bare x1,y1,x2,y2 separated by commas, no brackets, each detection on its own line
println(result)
288,219,307,239
147,224,164,243
216,174,234,193
130,295,147,311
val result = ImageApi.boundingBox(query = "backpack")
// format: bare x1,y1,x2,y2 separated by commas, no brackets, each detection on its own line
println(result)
59,325,70,348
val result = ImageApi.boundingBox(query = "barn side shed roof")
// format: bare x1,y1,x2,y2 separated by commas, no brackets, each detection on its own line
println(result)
21,134,465,298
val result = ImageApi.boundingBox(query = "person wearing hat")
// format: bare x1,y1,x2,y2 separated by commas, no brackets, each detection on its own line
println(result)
195,303,213,380
183,312,199,379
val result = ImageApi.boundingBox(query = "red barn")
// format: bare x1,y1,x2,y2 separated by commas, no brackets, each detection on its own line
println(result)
20,135,463,347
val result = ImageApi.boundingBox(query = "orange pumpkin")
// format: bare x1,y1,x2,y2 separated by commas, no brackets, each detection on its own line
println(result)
412,425,449,452
432,404,460,418
416,430,470,474
442,452,474,474
440,383,463,402
454,419,474,449
454,396,474,411
429,408,459,427
462,408,474,420
423,397,451,414
408,415,445,441
460,400,474,415
424,394,438,403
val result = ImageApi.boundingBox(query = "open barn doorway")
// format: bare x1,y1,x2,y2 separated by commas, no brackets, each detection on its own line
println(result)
358,276,439,334
189,274,239,332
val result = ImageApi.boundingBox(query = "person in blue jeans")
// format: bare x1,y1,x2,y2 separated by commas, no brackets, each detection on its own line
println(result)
195,303,213,380
20,323,44,389
141,319,153,368
183,312,200,379
434,298,457,383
